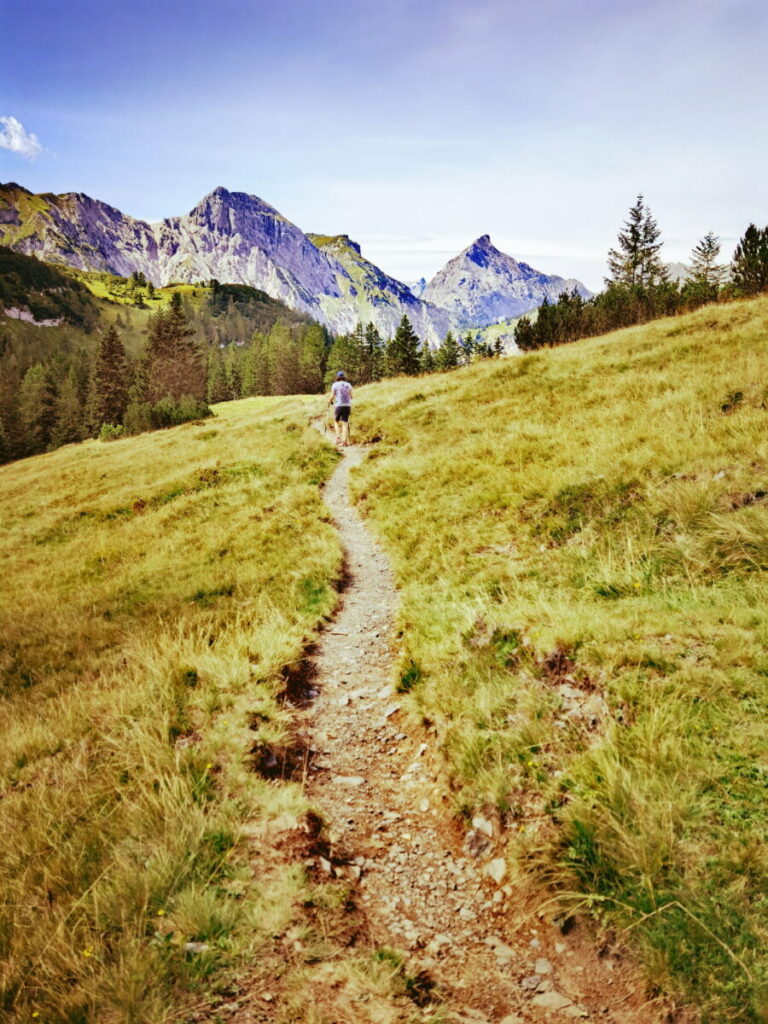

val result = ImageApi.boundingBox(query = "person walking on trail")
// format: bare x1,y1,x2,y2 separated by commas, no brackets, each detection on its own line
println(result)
328,370,353,447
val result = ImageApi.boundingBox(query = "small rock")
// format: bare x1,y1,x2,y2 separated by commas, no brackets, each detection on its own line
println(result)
535,957,553,975
318,856,334,875
521,975,541,990
492,941,515,959
472,815,494,837
563,1007,589,1019
336,775,366,786
184,941,210,953
419,799,430,812
384,703,401,718
464,829,491,858
261,992,273,1002
339,695,350,706
500,1016,524,1024
485,857,507,884
530,937,541,949
555,941,567,954
531,991,572,1010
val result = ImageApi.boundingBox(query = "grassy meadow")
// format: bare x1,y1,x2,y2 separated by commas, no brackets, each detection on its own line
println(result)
0,397,346,1022
348,296,768,1022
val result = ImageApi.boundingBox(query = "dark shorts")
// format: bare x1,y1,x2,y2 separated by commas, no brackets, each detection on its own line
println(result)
334,405,351,422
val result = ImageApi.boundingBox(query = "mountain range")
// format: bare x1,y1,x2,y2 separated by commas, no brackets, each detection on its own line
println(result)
0,182,590,343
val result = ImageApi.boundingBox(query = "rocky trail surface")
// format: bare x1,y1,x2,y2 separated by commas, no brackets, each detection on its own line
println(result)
282,433,672,1023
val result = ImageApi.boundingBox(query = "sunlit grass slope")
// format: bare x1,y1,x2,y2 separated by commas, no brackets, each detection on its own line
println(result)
349,296,768,1022
0,398,341,1022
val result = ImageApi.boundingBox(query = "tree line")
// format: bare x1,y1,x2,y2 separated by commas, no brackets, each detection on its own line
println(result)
0,282,500,464
514,197,768,351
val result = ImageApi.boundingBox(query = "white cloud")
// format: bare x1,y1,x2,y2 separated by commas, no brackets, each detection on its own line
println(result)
0,116,43,159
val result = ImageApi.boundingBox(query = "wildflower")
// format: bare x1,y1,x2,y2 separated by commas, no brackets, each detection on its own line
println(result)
32,1014,39,1019
82,947,94,958
156,909,165,917
633,582,641,589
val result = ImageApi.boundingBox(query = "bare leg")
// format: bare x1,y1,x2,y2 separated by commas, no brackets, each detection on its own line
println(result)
342,419,350,446
333,417,342,443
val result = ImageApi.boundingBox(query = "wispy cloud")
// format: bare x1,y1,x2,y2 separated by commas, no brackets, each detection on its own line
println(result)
0,116,43,159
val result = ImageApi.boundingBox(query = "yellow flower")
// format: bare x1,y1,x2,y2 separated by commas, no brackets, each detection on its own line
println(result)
156,909,165,917
32,1014,40,1019
633,583,641,589
82,947,94,958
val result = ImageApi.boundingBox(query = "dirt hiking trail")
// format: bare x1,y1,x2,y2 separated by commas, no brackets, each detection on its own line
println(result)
297,431,673,1024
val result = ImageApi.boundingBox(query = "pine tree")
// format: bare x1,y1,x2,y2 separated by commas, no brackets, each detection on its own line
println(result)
420,341,435,374
18,364,57,455
207,351,230,403
0,361,24,460
362,323,384,383
607,194,667,287
145,294,206,402
435,330,461,369
88,325,130,431
385,316,421,376
684,231,724,304
731,224,768,296
52,368,86,447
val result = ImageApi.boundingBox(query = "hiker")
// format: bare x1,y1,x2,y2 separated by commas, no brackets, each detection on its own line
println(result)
328,370,353,447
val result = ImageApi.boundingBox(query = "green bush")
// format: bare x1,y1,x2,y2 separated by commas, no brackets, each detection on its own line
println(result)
98,422,124,442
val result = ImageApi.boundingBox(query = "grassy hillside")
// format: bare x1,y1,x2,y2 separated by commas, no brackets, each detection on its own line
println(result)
0,399,346,1022
348,296,768,1022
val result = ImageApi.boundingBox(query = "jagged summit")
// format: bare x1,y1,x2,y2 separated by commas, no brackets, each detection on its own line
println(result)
423,236,591,328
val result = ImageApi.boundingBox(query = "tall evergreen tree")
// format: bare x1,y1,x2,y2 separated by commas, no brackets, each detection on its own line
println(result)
145,293,206,401
362,323,384,383
88,325,130,430
52,368,86,447
435,330,461,369
731,224,768,296
18,364,57,455
385,316,421,376
684,231,725,304
607,194,667,287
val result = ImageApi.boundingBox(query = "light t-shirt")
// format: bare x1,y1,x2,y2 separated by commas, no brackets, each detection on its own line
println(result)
331,380,353,406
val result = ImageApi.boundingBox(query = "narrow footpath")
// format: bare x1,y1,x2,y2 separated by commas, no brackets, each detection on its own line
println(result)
302,435,667,1024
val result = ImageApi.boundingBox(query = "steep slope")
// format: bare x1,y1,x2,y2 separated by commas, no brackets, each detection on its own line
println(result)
423,234,591,327
308,232,449,344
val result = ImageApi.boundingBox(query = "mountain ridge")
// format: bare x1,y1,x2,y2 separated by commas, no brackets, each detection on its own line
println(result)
0,182,590,342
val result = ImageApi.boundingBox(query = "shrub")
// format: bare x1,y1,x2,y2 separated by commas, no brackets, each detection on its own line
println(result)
98,422,124,442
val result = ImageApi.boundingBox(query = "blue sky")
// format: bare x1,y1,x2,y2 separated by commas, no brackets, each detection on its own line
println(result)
2,0,767,290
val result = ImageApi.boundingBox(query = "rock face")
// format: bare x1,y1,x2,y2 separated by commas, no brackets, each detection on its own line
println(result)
0,183,589,343
307,234,449,345
423,234,592,328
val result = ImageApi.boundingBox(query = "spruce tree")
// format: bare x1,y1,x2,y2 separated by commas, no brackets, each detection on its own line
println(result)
52,368,86,447
435,330,461,369
145,294,206,402
684,231,724,304
385,316,421,376
607,194,667,287
363,323,384,383
18,364,57,455
88,325,129,430
731,224,768,295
